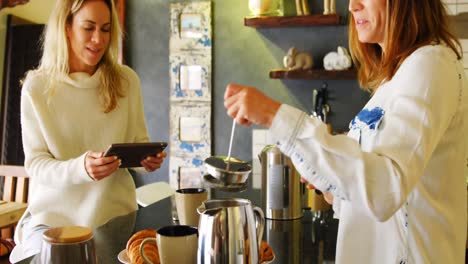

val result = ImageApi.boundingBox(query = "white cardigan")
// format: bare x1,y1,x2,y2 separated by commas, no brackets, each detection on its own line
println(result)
270,44,468,263
19,65,149,230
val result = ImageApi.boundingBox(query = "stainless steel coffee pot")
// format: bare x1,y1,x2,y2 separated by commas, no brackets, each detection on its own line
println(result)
259,145,304,220
197,198,265,264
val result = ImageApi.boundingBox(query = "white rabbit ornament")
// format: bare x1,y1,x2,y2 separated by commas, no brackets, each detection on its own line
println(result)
283,47,313,70
323,46,352,71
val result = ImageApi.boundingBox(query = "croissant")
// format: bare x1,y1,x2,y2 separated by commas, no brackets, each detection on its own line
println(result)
126,229,160,264
258,240,274,262
0,239,14,257
244,240,274,263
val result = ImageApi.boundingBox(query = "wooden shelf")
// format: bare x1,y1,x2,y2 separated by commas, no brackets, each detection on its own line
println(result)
244,14,341,28
269,68,357,80
244,14,354,80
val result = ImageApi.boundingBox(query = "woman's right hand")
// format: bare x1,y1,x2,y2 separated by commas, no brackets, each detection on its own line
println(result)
300,177,334,205
224,83,281,127
85,151,121,181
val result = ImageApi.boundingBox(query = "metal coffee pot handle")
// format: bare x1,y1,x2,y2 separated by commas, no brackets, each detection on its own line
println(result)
252,206,265,247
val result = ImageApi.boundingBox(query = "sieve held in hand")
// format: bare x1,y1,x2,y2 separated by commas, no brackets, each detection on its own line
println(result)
204,156,251,185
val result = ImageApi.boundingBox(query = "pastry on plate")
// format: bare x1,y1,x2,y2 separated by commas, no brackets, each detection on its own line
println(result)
125,229,159,264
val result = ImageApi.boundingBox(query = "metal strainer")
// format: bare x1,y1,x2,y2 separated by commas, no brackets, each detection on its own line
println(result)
203,120,251,189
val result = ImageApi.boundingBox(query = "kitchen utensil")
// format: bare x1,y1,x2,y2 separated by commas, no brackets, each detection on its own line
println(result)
204,156,251,184
197,198,265,264
226,119,236,171
311,83,332,195
311,88,319,117
259,145,304,220
203,119,252,189
202,174,248,192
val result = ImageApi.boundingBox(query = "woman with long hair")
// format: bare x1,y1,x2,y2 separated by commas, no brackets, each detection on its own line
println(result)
11,0,165,261
224,0,467,262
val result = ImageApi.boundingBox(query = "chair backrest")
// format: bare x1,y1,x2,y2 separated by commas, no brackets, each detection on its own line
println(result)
0,165,29,203
135,181,175,207
0,165,29,238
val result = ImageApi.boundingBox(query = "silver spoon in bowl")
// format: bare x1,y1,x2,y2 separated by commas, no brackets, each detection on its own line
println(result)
225,118,236,171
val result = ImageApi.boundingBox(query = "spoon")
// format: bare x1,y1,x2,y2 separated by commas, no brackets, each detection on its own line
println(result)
226,119,236,171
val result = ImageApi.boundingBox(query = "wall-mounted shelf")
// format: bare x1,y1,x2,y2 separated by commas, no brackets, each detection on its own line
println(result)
244,14,354,80
244,14,341,28
270,68,357,80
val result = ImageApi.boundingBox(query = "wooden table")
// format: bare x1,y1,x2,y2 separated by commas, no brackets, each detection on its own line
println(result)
0,201,27,228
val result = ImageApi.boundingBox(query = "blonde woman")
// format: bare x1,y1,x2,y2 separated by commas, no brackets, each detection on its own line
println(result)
224,0,467,263
11,0,165,261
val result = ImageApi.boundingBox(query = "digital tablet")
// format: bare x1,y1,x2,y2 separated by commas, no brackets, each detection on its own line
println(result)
103,142,168,168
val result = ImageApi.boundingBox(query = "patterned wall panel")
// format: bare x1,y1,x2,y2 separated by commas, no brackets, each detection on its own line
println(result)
169,1,212,189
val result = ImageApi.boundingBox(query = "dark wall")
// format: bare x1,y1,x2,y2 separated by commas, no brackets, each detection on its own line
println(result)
125,0,370,186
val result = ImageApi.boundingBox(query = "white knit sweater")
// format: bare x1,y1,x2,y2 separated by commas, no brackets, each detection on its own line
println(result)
20,65,149,229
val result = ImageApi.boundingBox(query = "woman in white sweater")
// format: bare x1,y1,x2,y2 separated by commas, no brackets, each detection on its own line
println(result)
224,0,467,263
11,0,166,261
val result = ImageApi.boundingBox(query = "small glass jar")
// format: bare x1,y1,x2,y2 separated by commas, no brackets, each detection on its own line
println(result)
40,226,97,264
248,0,282,16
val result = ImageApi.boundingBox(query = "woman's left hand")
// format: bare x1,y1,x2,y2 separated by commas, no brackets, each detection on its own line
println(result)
300,177,316,190
141,151,167,172
300,177,334,205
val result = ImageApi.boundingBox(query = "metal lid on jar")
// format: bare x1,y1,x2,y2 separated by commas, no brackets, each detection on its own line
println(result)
43,226,93,244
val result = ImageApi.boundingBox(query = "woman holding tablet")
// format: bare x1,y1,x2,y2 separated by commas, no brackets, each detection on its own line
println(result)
11,0,166,261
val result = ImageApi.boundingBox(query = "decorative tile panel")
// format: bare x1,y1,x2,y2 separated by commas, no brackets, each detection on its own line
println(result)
169,53,211,102
169,103,211,156
169,1,212,189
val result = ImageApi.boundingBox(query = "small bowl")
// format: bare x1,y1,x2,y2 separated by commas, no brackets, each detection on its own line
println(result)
204,156,251,185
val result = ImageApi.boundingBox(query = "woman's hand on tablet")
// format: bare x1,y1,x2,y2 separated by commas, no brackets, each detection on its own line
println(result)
141,151,167,172
85,151,121,181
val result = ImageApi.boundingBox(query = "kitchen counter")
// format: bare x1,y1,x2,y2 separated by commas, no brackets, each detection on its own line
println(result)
18,188,338,264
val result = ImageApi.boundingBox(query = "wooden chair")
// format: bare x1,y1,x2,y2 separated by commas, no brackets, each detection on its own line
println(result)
136,181,174,207
0,165,29,239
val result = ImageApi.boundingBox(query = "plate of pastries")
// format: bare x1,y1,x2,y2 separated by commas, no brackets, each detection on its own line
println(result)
119,229,275,264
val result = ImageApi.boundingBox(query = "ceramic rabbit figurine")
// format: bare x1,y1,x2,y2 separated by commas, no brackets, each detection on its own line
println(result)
323,46,352,71
283,47,313,71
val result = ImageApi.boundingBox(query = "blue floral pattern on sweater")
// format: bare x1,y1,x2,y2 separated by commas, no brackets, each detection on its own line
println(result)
348,107,385,144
